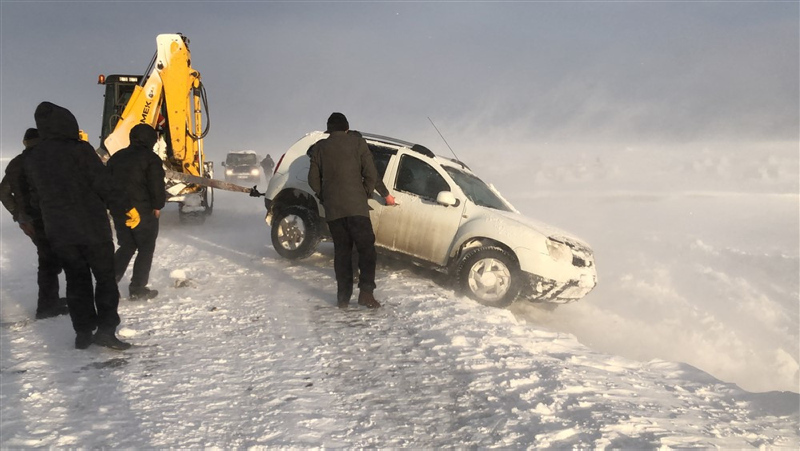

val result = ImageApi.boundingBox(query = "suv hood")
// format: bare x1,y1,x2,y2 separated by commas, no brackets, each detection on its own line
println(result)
491,208,592,250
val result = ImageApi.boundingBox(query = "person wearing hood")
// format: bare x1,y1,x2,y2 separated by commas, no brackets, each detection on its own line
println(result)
23,101,139,350
260,154,274,179
308,112,392,309
0,128,69,320
107,124,166,300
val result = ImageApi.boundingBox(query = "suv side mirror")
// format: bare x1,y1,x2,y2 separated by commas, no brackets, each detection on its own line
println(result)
436,191,459,207
221,161,226,167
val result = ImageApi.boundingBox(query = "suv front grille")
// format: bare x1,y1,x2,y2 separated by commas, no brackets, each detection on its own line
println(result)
553,236,593,268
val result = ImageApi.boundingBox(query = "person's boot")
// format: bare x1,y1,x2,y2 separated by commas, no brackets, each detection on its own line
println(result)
35,298,70,320
75,331,93,349
93,330,131,351
357,291,381,309
337,289,352,309
129,286,158,301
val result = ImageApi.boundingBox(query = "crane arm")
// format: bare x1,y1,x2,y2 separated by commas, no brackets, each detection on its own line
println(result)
103,34,205,179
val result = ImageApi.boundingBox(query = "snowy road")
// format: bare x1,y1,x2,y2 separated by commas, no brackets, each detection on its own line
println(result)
1,191,798,448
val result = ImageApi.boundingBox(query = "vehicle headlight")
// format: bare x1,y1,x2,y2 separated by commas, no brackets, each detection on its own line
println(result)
251,168,260,176
546,238,572,263
225,169,233,175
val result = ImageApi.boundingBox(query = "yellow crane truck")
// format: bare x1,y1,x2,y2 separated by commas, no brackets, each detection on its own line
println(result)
96,33,256,223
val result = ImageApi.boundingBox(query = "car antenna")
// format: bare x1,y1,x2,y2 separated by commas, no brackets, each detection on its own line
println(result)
427,117,464,166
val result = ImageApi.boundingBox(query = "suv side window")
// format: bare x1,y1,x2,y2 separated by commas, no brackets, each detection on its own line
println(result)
368,145,395,178
396,155,450,200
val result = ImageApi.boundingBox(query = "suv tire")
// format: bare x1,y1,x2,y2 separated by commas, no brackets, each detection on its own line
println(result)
271,205,322,260
456,246,521,307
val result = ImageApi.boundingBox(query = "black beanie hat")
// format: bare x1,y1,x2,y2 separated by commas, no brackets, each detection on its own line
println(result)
326,112,349,132
129,123,158,149
23,128,39,141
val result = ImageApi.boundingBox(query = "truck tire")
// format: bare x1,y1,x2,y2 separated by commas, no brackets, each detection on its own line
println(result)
179,205,207,225
203,187,214,216
455,246,521,308
271,205,321,260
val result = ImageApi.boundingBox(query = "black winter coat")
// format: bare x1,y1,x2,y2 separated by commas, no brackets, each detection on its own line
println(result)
23,102,129,248
308,131,378,221
0,148,34,223
107,125,166,215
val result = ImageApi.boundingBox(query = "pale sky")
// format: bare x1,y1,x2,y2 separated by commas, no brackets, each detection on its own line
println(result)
1,1,797,162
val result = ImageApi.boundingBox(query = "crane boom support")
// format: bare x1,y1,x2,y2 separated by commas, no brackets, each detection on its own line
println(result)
103,34,203,179
97,34,257,224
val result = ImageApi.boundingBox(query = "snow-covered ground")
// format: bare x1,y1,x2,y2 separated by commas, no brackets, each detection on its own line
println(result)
1,139,798,448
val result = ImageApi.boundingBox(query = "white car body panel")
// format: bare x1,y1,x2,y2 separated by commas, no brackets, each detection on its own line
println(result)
264,131,598,305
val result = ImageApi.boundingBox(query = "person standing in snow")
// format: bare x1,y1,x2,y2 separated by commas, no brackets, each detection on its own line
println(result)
23,101,139,350
260,154,274,179
107,124,166,301
308,112,394,309
0,128,68,320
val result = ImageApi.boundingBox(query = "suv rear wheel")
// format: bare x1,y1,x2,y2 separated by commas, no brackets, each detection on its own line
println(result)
271,205,321,260
456,246,521,307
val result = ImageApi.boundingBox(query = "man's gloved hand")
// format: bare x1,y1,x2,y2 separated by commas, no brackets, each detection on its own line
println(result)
385,194,397,206
125,207,141,229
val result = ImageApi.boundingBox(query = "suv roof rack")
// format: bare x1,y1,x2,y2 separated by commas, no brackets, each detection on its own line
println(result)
448,158,471,170
360,132,435,158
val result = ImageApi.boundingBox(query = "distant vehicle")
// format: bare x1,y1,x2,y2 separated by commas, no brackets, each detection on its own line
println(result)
262,131,597,308
222,150,261,185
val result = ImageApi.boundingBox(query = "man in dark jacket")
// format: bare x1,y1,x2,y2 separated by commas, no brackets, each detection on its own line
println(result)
23,101,139,350
260,154,274,179
308,112,388,309
107,124,166,300
0,128,68,319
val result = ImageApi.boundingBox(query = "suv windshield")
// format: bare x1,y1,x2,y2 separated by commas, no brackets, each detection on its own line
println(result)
444,167,512,211
226,153,258,166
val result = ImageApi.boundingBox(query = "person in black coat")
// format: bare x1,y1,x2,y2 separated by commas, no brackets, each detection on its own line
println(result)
308,113,394,309
107,124,166,300
0,128,68,319
23,102,139,350
260,154,274,179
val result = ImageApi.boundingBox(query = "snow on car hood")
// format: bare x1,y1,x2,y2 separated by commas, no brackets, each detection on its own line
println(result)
491,208,592,250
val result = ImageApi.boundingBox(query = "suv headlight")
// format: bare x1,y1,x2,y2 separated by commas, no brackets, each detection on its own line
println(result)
251,168,260,176
546,238,572,263
225,169,233,175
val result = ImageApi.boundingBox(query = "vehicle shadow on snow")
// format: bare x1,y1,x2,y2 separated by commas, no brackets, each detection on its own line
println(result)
160,207,564,321
163,220,344,306
158,198,458,300
158,206,353,306
166,210,454,309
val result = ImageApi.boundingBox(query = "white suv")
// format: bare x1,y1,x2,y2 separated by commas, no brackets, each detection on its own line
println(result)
263,131,597,307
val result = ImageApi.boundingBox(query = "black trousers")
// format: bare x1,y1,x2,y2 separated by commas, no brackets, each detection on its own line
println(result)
30,230,62,313
327,216,377,296
114,212,159,291
54,241,120,334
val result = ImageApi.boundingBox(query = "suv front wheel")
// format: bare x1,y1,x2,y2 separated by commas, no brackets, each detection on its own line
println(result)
456,246,521,307
271,205,322,260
